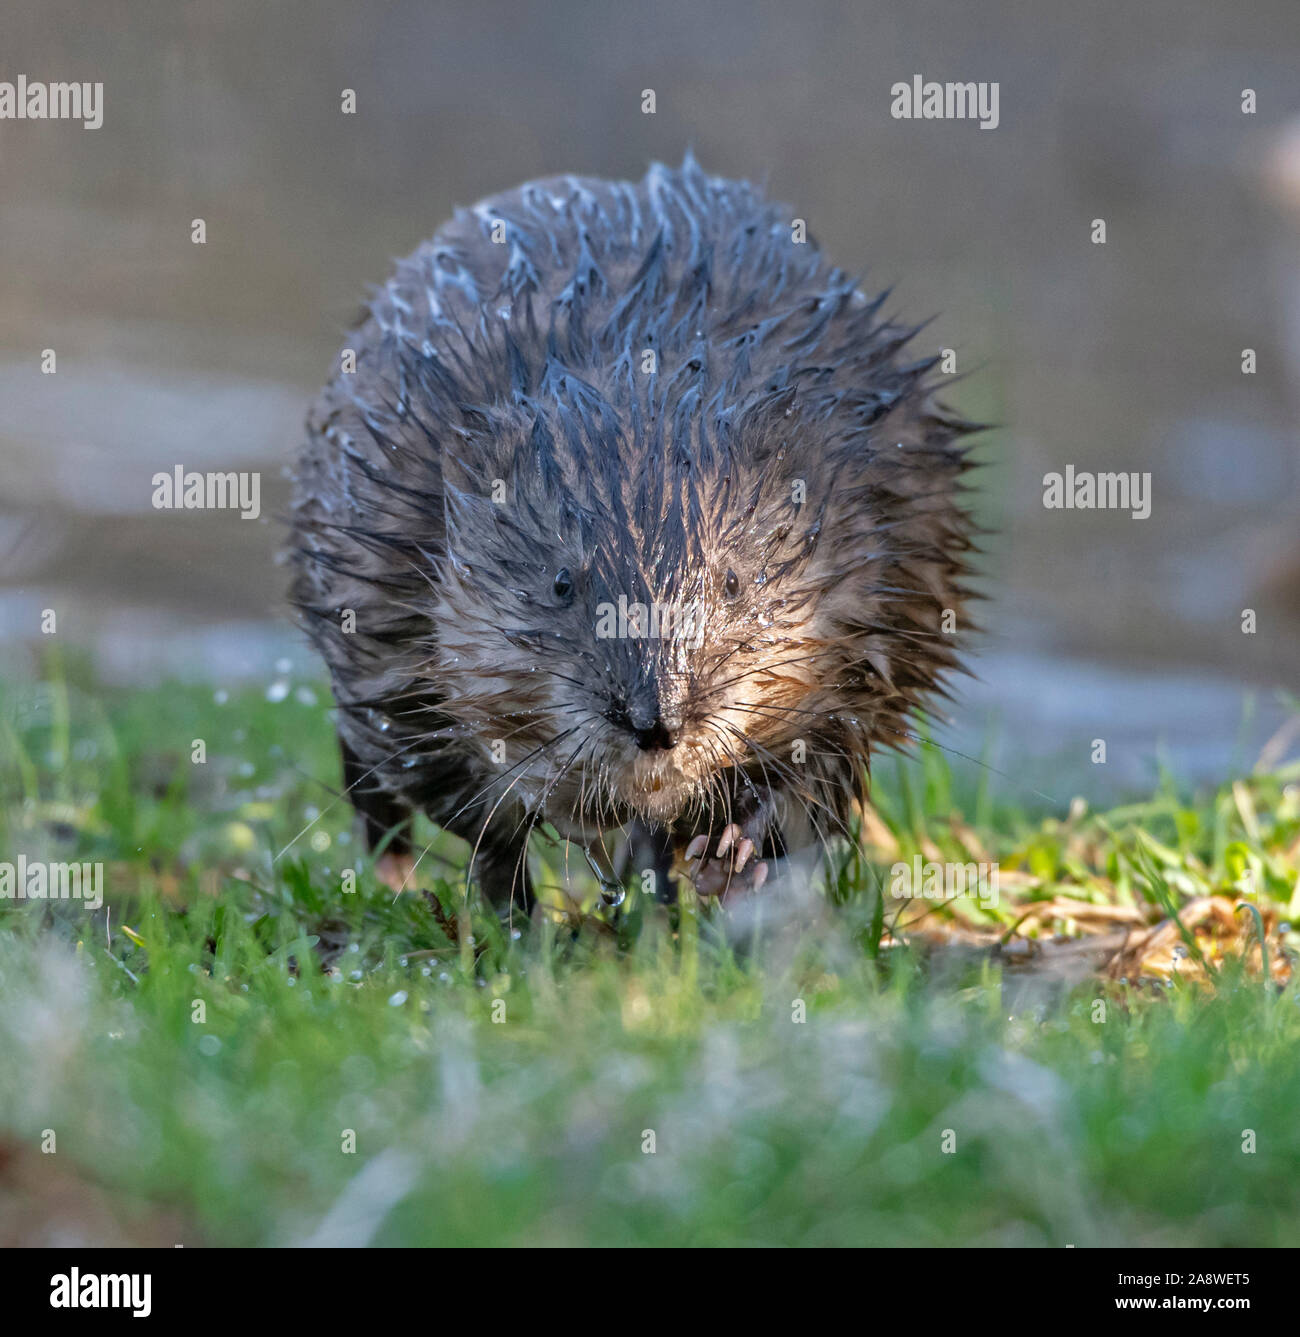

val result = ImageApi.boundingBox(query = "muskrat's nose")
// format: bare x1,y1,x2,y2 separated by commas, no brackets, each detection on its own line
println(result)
607,693,679,751
633,718,677,752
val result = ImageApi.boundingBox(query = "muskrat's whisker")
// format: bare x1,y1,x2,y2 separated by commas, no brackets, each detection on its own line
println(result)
502,722,602,852
273,735,426,864
717,721,853,846
393,731,575,905
870,723,1059,805
416,728,583,899
459,730,587,903
698,652,826,698
505,825,536,929
731,696,1058,807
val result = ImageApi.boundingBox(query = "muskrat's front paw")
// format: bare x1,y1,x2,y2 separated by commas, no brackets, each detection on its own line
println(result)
682,824,770,899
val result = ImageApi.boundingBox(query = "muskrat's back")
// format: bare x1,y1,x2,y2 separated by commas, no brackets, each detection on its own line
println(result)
289,155,978,915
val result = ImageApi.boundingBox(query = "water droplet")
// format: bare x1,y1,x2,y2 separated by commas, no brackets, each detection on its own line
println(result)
388,990,408,1007
275,657,292,674
198,1035,222,1056
295,686,318,706
266,680,290,703
601,885,626,908
213,689,228,705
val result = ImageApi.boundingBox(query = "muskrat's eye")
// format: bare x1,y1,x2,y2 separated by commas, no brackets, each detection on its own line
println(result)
553,568,574,603
723,568,741,600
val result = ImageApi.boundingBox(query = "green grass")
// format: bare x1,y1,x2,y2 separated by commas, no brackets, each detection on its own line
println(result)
2,654,1299,1246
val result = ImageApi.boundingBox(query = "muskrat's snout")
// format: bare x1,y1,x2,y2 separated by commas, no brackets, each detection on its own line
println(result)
596,679,702,821
604,696,680,752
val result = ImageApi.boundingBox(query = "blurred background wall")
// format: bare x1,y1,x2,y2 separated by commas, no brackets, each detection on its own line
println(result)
2,0,1298,795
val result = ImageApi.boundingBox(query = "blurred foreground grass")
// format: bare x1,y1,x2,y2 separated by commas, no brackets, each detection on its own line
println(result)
2,654,1300,1246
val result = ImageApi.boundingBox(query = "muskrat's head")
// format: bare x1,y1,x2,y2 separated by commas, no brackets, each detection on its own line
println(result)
432,376,971,829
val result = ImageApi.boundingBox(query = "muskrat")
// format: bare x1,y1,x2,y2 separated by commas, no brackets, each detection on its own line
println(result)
288,155,978,917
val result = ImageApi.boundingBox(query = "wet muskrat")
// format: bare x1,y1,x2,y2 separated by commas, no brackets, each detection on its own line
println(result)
288,156,978,916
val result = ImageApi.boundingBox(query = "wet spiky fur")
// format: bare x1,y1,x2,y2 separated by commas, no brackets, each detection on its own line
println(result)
288,155,979,914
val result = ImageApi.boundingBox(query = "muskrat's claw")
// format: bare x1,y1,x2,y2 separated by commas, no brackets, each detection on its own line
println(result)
683,824,770,899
